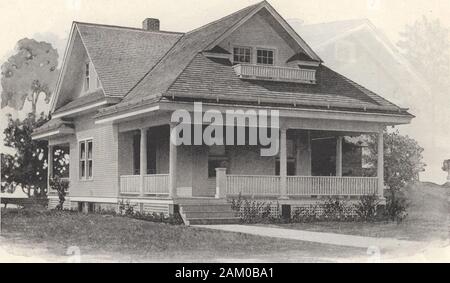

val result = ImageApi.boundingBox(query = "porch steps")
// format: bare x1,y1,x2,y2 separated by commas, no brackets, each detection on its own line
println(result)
177,198,240,226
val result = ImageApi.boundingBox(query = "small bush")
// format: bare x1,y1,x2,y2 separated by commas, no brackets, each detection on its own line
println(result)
384,190,409,223
229,195,281,224
355,195,380,221
117,199,183,225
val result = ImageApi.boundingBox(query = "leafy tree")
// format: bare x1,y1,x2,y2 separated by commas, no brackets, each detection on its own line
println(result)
1,38,59,115
1,113,49,197
366,130,425,221
367,130,425,190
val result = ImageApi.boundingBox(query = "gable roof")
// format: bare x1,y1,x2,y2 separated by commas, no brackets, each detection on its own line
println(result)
75,22,183,98
294,19,431,95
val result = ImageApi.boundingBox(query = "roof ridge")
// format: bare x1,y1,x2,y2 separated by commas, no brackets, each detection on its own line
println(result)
74,21,184,36
185,1,264,35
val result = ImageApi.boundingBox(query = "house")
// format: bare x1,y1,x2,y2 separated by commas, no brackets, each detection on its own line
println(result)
32,1,413,225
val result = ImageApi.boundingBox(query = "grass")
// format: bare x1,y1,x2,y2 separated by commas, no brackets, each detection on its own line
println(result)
0,209,363,262
274,182,449,242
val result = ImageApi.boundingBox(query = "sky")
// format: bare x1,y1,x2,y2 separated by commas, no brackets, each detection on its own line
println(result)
0,0,449,182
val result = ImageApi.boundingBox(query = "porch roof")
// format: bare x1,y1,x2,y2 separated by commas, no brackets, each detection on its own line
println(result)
31,119,75,140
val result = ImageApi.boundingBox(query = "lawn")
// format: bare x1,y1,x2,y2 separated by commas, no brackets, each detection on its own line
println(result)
0,209,363,262
274,182,449,242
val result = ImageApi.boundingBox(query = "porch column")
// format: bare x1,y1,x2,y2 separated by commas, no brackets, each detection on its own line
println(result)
139,128,148,197
377,129,385,198
169,122,178,199
279,128,288,199
215,168,227,199
47,145,54,191
336,136,343,177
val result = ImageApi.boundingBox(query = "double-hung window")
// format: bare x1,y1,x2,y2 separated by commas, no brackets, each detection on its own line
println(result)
233,47,252,64
256,49,274,65
79,139,93,180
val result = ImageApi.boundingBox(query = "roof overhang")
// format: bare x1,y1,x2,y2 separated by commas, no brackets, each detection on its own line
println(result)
94,98,413,127
52,97,121,119
32,126,75,141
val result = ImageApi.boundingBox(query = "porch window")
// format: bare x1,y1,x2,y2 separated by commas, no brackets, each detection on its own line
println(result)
84,63,90,92
257,49,274,65
79,139,93,180
233,47,252,64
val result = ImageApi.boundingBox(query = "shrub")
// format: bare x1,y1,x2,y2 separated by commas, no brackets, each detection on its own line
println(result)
384,190,409,223
117,199,182,225
229,195,281,224
49,177,69,210
355,195,380,221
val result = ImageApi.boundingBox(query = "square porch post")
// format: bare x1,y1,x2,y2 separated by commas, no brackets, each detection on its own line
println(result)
139,128,148,197
47,144,54,191
169,122,178,199
377,129,385,199
279,128,289,199
336,136,343,177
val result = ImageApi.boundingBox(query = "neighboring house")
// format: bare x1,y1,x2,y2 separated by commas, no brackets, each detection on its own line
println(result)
294,19,433,180
32,1,413,225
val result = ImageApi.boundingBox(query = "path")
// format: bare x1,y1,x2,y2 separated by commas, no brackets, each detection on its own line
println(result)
195,225,423,250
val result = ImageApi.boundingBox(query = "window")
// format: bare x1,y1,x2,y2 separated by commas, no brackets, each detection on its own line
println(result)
79,139,93,179
257,49,274,65
84,63,90,92
233,47,252,64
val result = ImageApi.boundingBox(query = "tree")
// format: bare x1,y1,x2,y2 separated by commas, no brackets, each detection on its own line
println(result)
1,113,49,197
366,130,425,221
367,130,425,191
397,16,450,92
1,38,59,115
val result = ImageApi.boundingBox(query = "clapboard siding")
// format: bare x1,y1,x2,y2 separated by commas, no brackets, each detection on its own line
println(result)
69,114,119,198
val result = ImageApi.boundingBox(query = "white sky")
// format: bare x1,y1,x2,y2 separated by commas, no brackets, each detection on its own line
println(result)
0,0,449,182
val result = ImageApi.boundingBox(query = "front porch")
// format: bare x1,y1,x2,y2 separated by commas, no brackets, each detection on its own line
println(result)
117,124,385,202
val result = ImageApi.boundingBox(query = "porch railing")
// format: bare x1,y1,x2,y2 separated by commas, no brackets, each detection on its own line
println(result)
287,176,378,196
226,175,280,196
224,174,378,197
120,174,169,195
233,64,316,84
144,174,169,195
120,175,140,195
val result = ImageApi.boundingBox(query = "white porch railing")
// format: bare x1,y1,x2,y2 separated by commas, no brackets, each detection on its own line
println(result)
224,174,379,197
287,176,378,196
120,174,169,195
144,174,169,195
120,175,140,195
226,175,280,196
233,64,316,84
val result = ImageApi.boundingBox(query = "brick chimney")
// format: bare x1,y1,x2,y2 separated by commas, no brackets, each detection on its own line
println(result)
143,18,160,31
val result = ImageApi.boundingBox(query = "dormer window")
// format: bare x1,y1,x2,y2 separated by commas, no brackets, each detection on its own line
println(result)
256,49,274,65
84,63,90,92
233,47,252,64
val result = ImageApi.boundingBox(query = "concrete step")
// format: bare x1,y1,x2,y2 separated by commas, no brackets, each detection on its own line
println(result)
181,204,234,213
188,217,241,225
184,211,236,219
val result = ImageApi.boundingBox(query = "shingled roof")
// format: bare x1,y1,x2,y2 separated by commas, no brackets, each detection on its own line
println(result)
76,22,182,97
54,1,412,120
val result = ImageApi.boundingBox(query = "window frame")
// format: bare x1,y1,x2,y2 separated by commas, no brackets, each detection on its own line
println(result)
233,46,253,65
79,138,94,180
84,62,90,92
256,48,275,66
